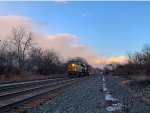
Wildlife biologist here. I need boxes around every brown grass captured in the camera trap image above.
[0,73,66,83]
[121,75,150,105]
[130,75,150,81]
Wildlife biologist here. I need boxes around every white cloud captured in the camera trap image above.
[52,0,68,4]
[0,15,127,68]
[106,56,128,64]
[81,13,90,17]
[0,16,35,40]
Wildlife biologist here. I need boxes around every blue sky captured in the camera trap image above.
[0,1,150,58]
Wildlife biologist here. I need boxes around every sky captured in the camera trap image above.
[0,1,150,67]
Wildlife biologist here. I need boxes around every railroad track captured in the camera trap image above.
[0,77,81,113]
[0,77,68,92]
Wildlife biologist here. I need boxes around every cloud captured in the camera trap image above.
[36,21,48,26]
[0,16,35,40]
[52,0,68,4]
[106,56,128,64]
[0,15,127,68]
[81,13,90,17]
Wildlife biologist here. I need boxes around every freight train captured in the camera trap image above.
[67,60,90,77]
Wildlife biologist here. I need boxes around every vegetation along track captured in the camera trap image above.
[0,77,81,113]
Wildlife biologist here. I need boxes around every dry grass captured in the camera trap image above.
[130,75,150,81]
[0,73,66,83]
[121,75,150,105]
[121,79,132,85]
[0,75,5,82]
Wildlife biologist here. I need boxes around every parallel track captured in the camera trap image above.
[0,77,80,113]
[0,77,68,91]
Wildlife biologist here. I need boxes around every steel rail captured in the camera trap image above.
[0,78,75,100]
[0,74,68,85]
[0,77,68,91]
[0,78,80,113]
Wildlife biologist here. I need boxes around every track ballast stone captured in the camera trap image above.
[26,75,150,113]
[26,75,105,113]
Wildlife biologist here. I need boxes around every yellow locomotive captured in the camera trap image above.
[67,61,89,77]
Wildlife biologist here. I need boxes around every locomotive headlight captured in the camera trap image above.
[72,64,75,67]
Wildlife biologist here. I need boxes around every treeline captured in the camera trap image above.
[0,25,88,77]
[104,44,150,77]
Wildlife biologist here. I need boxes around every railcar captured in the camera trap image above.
[67,61,89,77]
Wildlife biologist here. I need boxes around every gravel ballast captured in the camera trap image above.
[25,75,150,113]
[26,75,105,113]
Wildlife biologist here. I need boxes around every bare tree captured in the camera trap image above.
[28,48,64,75]
[8,25,34,71]
[41,49,62,75]
[142,44,150,63]
[27,47,43,73]
[0,41,7,67]
[142,44,150,76]
[67,57,88,65]
[108,61,118,72]
[0,41,8,74]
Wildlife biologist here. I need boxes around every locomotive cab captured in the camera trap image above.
[67,61,81,77]
[67,60,90,77]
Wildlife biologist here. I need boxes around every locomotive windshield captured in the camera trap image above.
[68,61,80,65]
